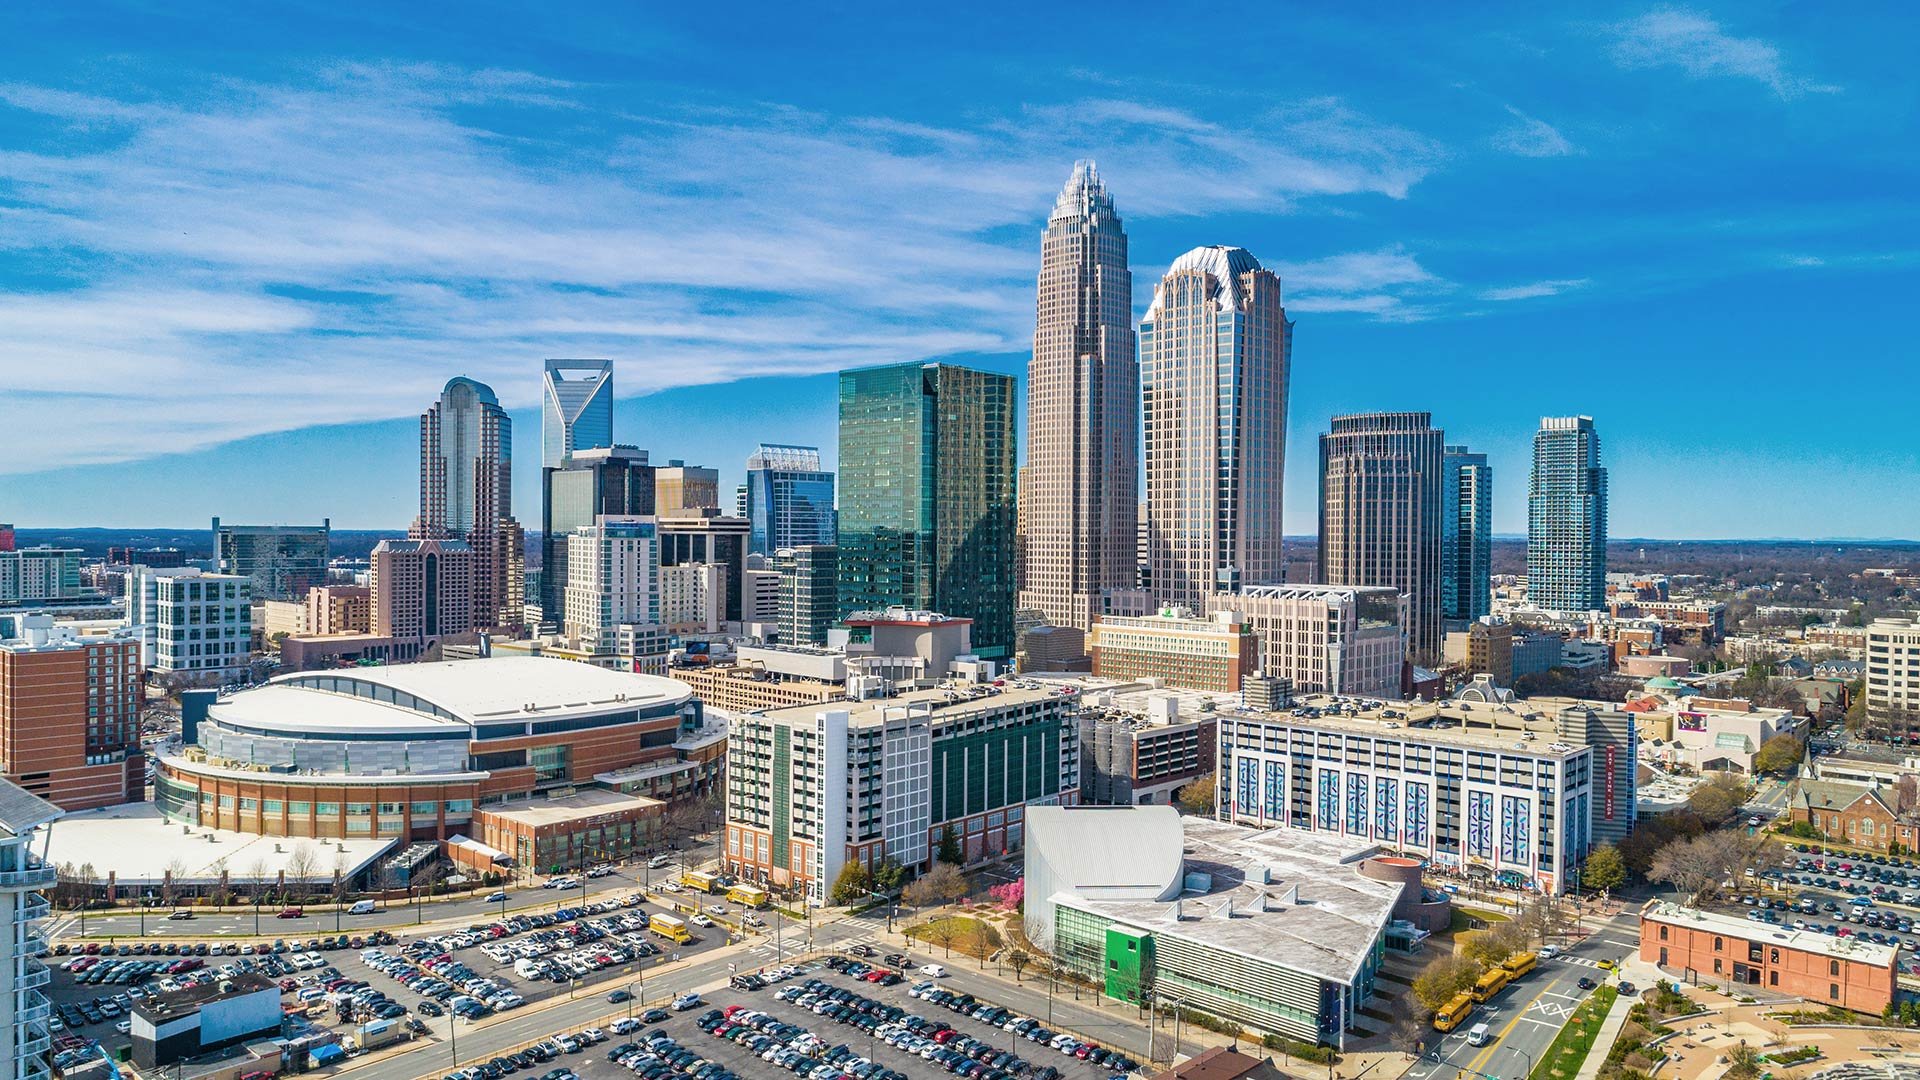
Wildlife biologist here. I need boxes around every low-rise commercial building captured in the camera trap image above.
[1629,692,1801,774]
[1639,900,1896,1014]
[725,684,1077,903]
[1025,806,1412,1049]
[1089,609,1257,693]
[464,788,665,874]
[1208,586,1406,700]
[130,972,281,1071]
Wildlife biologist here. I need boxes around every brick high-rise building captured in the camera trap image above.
[370,538,475,645]
[1018,162,1137,632]
[414,376,523,633]
[304,584,371,635]
[0,615,143,811]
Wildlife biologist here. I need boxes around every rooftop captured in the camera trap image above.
[43,802,396,885]
[135,972,277,1024]
[251,656,691,726]
[477,789,662,828]
[1642,900,1900,967]
[752,684,1066,729]
[0,779,60,838]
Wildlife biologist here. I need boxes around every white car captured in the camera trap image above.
[1538,945,1559,960]
[920,964,947,978]
[707,904,728,915]
[691,914,714,928]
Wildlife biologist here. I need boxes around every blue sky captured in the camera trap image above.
[2,2,1915,538]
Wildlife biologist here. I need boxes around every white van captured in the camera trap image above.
[1466,1023,1492,1047]
[349,900,378,915]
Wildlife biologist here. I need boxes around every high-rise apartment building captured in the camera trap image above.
[370,538,475,644]
[540,445,655,623]
[1527,416,1607,612]
[655,461,721,514]
[541,359,614,469]
[1441,446,1492,628]
[0,615,143,810]
[1140,246,1290,611]
[743,444,836,556]
[563,516,660,659]
[1019,162,1137,632]
[1318,413,1445,663]
[837,362,1017,659]
[212,517,330,601]
[126,567,253,680]
[776,545,839,646]
[659,510,750,626]
[0,547,82,605]
[415,376,523,632]
[0,780,58,1080]
[1865,617,1920,739]
[1209,585,1408,700]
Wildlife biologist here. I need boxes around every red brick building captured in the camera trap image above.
[1639,900,1897,1014]
[0,617,145,810]
[1789,780,1920,854]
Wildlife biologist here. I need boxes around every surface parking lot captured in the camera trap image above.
[1741,843,1920,974]
[518,961,1142,1080]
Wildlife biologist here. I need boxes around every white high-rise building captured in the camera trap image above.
[125,566,254,680]
[564,516,660,660]
[1018,162,1137,632]
[1140,246,1291,611]
[1209,585,1407,700]
[0,781,60,1080]
[1865,616,1920,739]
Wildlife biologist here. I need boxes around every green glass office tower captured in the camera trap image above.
[837,362,1016,659]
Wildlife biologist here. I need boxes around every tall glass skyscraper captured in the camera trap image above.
[541,359,614,469]
[1527,416,1607,612]
[1019,161,1136,632]
[415,376,522,632]
[836,362,1016,658]
[743,444,836,555]
[540,446,655,622]
[1318,412,1444,664]
[1140,246,1291,611]
[1442,446,1493,626]
[211,517,330,601]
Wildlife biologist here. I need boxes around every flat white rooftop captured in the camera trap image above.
[43,802,397,886]
[1642,900,1899,967]
[259,656,693,725]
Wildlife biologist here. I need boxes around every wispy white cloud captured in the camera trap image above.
[1491,105,1578,158]
[0,64,1448,473]
[1479,278,1592,302]
[1273,248,1446,322]
[1608,7,1840,98]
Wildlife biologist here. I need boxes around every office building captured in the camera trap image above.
[659,510,750,626]
[1215,696,1601,894]
[1140,246,1291,611]
[152,657,708,840]
[0,616,143,811]
[1209,585,1407,700]
[1025,807,1407,1049]
[563,516,661,661]
[661,563,724,634]
[126,567,253,680]
[0,781,59,1080]
[0,547,82,605]
[108,546,187,568]
[1513,629,1564,678]
[1019,162,1138,633]
[304,584,371,635]
[1318,413,1445,663]
[1864,616,1920,739]
[369,538,475,648]
[415,376,523,633]
[541,358,614,469]
[725,684,1078,903]
[1640,901,1896,1013]
[656,461,721,514]
[130,972,281,1072]
[540,445,656,624]
[743,444,836,556]
[837,362,1017,658]
[776,545,839,647]
[1441,446,1491,627]
[211,517,330,601]
[1087,609,1257,693]
[1076,690,1217,806]
[1466,617,1515,687]
[1527,416,1607,613]
[743,568,780,626]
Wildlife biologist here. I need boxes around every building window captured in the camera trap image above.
[1830,959,1840,976]
[1713,936,1722,951]
[1831,983,1840,1000]
[1659,925,1668,941]
[1770,971,1778,986]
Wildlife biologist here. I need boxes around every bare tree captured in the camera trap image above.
[925,921,959,958]
[1897,775,1919,816]
[903,863,968,908]
[1650,831,1746,906]
[161,858,189,908]
[1006,950,1030,983]
[286,842,318,897]
[246,857,273,905]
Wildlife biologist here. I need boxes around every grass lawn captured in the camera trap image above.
[1530,985,1618,1080]
[905,915,1002,961]
[1449,905,1512,934]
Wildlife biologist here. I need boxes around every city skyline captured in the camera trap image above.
[2,6,1916,539]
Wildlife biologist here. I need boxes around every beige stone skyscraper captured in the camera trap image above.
[1018,162,1137,632]
[1318,412,1444,664]
[413,376,524,633]
[1140,246,1291,612]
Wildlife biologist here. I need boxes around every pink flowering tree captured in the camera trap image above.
[988,878,1024,911]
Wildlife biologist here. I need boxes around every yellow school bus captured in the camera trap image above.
[1501,951,1537,978]
[726,884,770,909]
[1433,993,1475,1032]
[1470,967,1511,1003]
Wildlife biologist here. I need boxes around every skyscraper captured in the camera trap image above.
[414,376,523,633]
[563,515,660,657]
[837,362,1016,658]
[541,359,615,469]
[370,538,474,643]
[656,461,721,513]
[775,545,838,646]
[1442,446,1493,627]
[1018,161,1137,632]
[540,446,655,622]
[1318,412,1444,664]
[1140,246,1291,610]
[1528,416,1608,612]
[743,444,836,555]
[211,517,330,601]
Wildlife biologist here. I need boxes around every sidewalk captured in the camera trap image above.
[1572,989,1635,1080]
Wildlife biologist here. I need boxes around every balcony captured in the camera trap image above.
[15,993,50,1025]
[19,1034,50,1059]
[16,893,50,922]
[0,865,57,890]
[20,958,49,989]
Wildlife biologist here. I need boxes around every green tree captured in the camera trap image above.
[1752,734,1805,775]
[1412,955,1483,1012]
[1688,772,1750,823]
[1583,843,1627,893]
[828,860,874,906]
[936,825,963,865]
[1175,771,1217,815]
[872,857,910,896]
